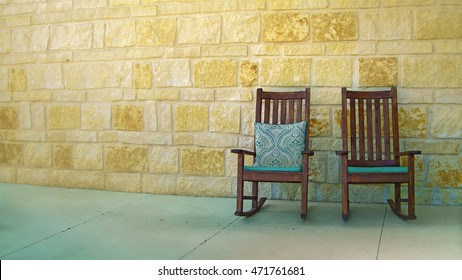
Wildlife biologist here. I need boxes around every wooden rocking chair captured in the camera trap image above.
[231,88,314,220]
[336,87,421,221]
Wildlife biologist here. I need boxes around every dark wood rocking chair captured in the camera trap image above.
[336,87,421,221]
[231,88,314,220]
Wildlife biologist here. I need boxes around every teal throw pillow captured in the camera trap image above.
[254,121,306,168]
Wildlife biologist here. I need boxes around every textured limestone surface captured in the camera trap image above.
[0,0,461,205]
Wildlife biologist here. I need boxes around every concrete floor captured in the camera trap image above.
[0,183,461,260]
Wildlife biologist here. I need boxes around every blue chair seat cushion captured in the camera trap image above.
[244,165,302,172]
[253,121,306,168]
[348,166,408,173]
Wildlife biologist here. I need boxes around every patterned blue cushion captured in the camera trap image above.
[254,121,306,168]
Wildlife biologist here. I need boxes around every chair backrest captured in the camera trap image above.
[340,87,400,167]
[255,87,310,148]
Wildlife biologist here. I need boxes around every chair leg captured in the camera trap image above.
[342,182,349,221]
[235,175,244,216]
[235,181,267,217]
[387,182,416,220]
[300,177,308,220]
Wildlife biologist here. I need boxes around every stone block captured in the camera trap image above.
[177,16,220,44]
[142,174,176,195]
[414,9,462,39]
[98,131,119,143]
[195,134,238,148]
[210,105,240,134]
[54,144,73,169]
[313,58,352,87]
[0,143,23,165]
[326,42,375,55]
[181,89,214,101]
[0,29,11,53]
[0,68,7,91]
[48,105,81,129]
[9,68,27,92]
[311,89,341,105]
[403,56,462,88]
[431,106,462,138]
[249,44,281,56]
[285,44,325,56]
[82,104,111,130]
[50,170,105,189]
[435,90,462,104]
[268,0,327,9]
[330,0,379,8]
[11,26,49,53]
[177,176,231,197]
[17,168,49,186]
[215,89,253,102]
[27,64,63,90]
[360,10,411,40]
[241,106,255,136]
[359,57,397,87]
[50,24,92,50]
[238,0,265,10]
[223,14,260,43]
[138,89,179,101]
[260,58,311,86]
[399,107,427,138]
[106,173,141,192]
[136,18,176,46]
[193,60,237,88]
[74,144,103,170]
[63,62,132,89]
[174,135,194,146]
[113,104,144,131]
[105,20,136,47]
[202,46,247,57]
[150,147,178,174]
[175,104,208,132]
[404,140,459,155]
[201,0,237,13]
[181,148,224,176]
[164,47,200,58]
[378,42,432,54]
[158,2,200,15]
[263,13,310,42]
[145,101,157,131]
[153,60,191,87]
[381,0,433,6]
[311,12,358,41]
[0,166,16,183]
[106,145,148,172]
[23,143,51,168]
[428,156,462,187]
[434,41,462,54]
[0,106,19,129]
[310,107,330,137]
[239,60,258,87]
[159,103,172,131]
[134,63,152,89]
[131,5,157,17]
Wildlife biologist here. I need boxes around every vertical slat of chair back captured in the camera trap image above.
[342,87,400,167]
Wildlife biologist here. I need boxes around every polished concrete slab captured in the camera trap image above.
[0,183,461,260]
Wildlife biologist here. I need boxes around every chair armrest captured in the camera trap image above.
[398,151,421,156]
[335,150,348,156]
[231,149,255,156]
[302,150,314,156]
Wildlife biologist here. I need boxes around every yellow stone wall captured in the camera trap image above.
[1,0,461,205]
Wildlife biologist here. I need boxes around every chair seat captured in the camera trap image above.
[348,166,408,173]
[244,165,302,172]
